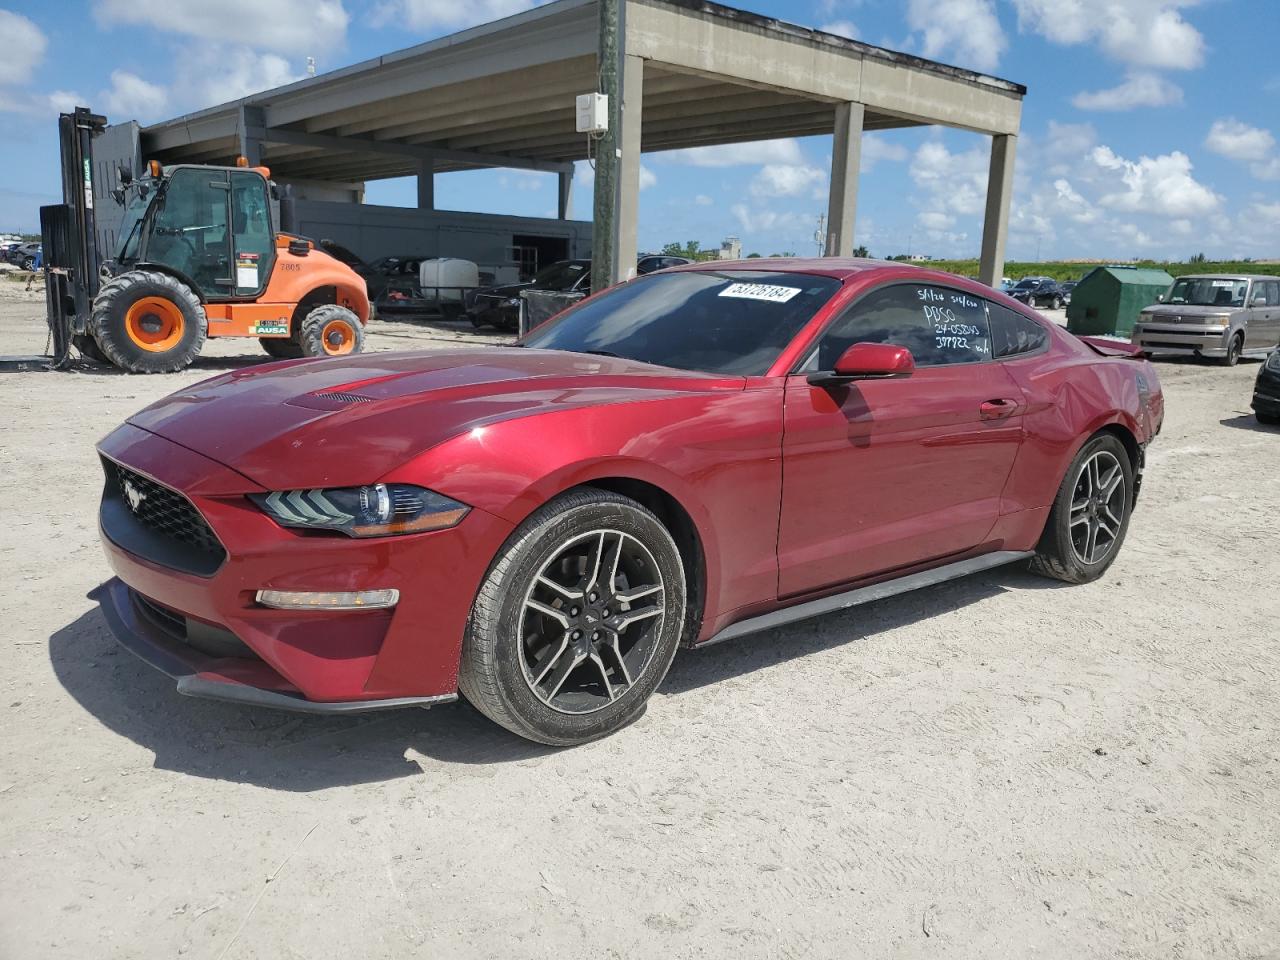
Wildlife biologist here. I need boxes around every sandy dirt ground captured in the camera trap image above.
[1,270,1277,960]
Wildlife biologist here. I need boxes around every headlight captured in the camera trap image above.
[1267,350,1280,371]
[251,484,469,537]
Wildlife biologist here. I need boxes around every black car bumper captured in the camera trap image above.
[1252,363,1280,416]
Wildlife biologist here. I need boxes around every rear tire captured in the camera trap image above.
[89,270,206,373]
[458,489,687,745]
[1050,295,1062,310]
[1221,333,1243,367]
[1030,433,1134,584]
[1256,411,1280,425]
[299,304,365,358]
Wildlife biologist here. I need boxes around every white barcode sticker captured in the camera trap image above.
[718,283,801,303]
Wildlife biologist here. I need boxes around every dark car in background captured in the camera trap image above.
[1252,348,1280,425]
[1010,277,1067,309]
[1060,281,1079,305]
[466,254,691,331]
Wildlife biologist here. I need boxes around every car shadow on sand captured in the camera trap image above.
[661,563,1058,695]
[1219,413,1277,433]
[52,564,1056,788]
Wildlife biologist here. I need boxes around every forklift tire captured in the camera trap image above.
[72,334,110,364]
[91,271,206,373]
[261,337,304,360]
[299,304,365,358]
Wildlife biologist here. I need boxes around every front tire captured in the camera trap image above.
[260,337,304,359]
[1050,295,1062,310]
[1221,333,1243,367]
[89,270,206,373]
[299,304,365,358]
[1030,433,1134,584]
[459,489,687,745]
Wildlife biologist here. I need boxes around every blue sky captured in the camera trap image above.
[1,0,1277,261]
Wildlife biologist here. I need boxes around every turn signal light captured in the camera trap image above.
[256,589,400,610]
[236,155,249,167]
[147,159,162,178]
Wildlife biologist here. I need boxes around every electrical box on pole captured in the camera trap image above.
[576,93,609,134]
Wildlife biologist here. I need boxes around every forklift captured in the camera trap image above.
[42,108,371,373]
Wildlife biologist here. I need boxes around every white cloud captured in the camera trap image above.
[1204,119,1280,182]
[917,211,956,231]
[909,140,990,216]
[0,11,46,85]
[861,135,909,172]
[101,70,167,120]
[1091,145,1220,217]
[1072,72,1182,111]
[749,164,825,198]
[639,165,656,190]
[656,138,804,168]
[94,0,349,53]
[729,204,807,235]
[172,45,301,109]
[819,20,859,40]
[1011,0,1204,70]
[375,0,541,32]
[0,89,82,117]
[1205,119,1275,162]
[906,0,1006,72]
[694,194,713,206]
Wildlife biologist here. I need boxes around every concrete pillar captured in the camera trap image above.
[558,168,574,220]
[611,53,644,284]
[978,134,1017,287]
[237,105,265,167]
[416,158,435,210]
[825,101,864,257]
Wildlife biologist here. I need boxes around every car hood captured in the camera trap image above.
[126,349,744,489]
[1141,304,1236,320]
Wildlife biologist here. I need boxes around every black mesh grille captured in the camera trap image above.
[111,463,225,561]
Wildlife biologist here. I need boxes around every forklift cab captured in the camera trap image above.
[114,165,276,299]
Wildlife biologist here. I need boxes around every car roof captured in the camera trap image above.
[1178,273,1276,282]
[668,256,923,281]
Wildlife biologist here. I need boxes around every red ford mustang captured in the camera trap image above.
[94,259,1164,744]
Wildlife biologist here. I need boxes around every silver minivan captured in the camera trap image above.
[1131,274,1280,366]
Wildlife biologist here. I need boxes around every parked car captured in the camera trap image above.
[1131,274,1280,366]
[1252,348,1280,424]
[1009,276,1066,309]
[5,242,41,270]
[360,255,432,304]
[1060,281,1079,305]
[466,254,692,330]
[93,258,1164,744]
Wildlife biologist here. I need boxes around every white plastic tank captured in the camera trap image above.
[419,258,480,303]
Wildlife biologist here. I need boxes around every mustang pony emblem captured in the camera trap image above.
[123,480,146,513]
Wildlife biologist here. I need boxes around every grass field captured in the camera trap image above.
[921,259,1280,283]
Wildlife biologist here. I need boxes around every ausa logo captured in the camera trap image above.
[123,479,147,513]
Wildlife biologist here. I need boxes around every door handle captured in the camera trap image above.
[980,398,1020,420]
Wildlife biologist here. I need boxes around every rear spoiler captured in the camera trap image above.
[1078,335,1145,359]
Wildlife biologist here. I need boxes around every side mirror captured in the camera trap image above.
[808,342,915,387]
[1156,294,1165,303]
[1252,296,1267,307]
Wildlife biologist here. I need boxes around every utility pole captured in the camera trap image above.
[813,214,826,257]
[591,0,624,293]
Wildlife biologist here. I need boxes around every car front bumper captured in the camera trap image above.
[95,423,516,711]
[1131,324,1231,357]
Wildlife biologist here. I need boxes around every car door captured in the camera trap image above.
[776,281,1027,597]
[1250,280,1280,349]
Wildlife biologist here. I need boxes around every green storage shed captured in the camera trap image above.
[1066,265,1175,337]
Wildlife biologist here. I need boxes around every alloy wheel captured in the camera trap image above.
[1069,450,1126,565]
[518,529,666,715]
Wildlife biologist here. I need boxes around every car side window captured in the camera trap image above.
[989,303,1050,358]
[807,283,993,370]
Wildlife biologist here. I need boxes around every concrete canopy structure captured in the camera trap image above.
[139,0,1025,284]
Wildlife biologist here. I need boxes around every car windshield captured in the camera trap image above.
[522,270,843,376]
[532,260,589,291]
[1165,277,1249,307]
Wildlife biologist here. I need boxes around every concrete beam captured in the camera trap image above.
[978,134,1017,287]
[254,126,571,174]
[825,101,864,257]
[237,106,266,167]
